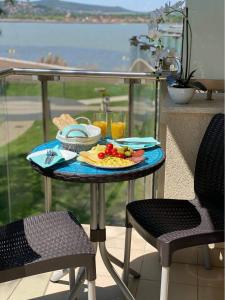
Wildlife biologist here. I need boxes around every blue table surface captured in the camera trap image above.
[31,140,165,177]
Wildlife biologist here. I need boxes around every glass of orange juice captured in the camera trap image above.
[93,112,108,137]
[111,112,126,139]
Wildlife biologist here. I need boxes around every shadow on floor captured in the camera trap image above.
[31,282,126,300]
[30,253,150,300]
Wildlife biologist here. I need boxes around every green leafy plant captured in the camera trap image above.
[167,69,207,90]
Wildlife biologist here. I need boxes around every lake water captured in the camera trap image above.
[0,22,181,71]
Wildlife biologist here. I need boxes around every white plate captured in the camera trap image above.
[27,149,77,162]
[78,156,145,169]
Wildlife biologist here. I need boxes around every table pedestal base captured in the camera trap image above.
[51,182,138,300]
[90,183,136,300]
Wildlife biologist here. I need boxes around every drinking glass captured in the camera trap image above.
[92,112,108,137]
[111,112,126,139]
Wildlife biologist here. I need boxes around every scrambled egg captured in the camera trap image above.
[95,156,133,167]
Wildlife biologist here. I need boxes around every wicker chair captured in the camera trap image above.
[123,113,224,300]
[0,211,96,300]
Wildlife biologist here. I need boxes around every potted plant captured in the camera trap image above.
[165,6,207,104]
[167,69,207,104]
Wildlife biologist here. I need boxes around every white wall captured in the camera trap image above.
[186,0,224,79]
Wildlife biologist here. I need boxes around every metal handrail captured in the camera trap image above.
[0,67,166,80]
[0,68,13,78]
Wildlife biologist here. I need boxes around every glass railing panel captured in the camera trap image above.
[133,82,156,136]
[133,81,157,201]
[0,72,158,226]
[103,80,129,225]
[47,78,129,225]
[2,75,45,222]
[0,77,11,225]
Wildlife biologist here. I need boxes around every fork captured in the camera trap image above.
[45,150,57,164]
[45,150,51,164]
[48,150,57,164]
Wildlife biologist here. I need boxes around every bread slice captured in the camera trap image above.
[53,114,77,130]
[79,151,99,163]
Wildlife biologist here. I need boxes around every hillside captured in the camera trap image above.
[32,0,133,14]
[0,0,183,23]
[0,0,136,17]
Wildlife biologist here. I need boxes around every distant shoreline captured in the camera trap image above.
[0,18,72,24]
[0,18,149,24]
[0,17,182,25]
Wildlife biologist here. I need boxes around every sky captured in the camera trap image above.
[59,0,178,12]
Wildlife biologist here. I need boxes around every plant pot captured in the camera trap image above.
[168,86,195,104]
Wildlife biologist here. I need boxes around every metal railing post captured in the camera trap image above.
[127,79,137,211]
[39,76,52,212]
[152,78,160,199]
[39,76,51,142]
[154,78,160,140]
[128,79,135,137]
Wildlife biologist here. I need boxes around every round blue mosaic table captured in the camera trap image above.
[30,139,165,183]
[30,139,165,300]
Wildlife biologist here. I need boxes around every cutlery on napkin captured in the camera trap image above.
[45,150,57,164]
[27,146,65,168]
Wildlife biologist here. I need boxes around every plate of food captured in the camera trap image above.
[77,143,145,169]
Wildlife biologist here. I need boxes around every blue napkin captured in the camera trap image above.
[107,137,160,150]
[28,146,65,168]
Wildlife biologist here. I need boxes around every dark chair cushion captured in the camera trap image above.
[127,199,224,266]
[127,199,201,239]
[0,211,96,282]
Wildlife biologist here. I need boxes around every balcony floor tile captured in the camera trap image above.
[136,280,198,300]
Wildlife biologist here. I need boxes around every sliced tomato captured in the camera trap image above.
[132,149,145,157]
